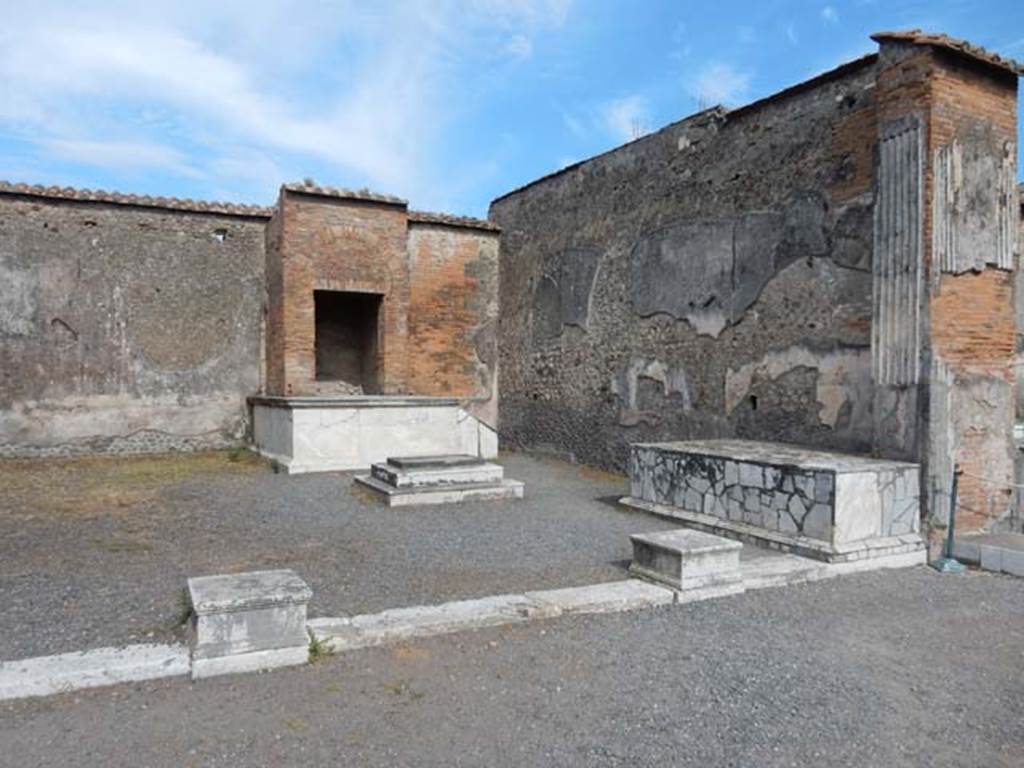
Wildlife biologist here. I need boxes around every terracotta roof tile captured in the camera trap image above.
[0,180,273,217]
[408,210,499,232]
[872,30,1023,76]
[282,180,407,206]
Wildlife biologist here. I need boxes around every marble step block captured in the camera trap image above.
[187,569,313,680]
[388,454,486,469]
[357,453,524,507]
[630,529,744,597]
[371,455,505,488]
[355,473,525,507]
[621,439,924,563]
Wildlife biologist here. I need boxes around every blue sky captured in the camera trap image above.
[1,1,1020,218]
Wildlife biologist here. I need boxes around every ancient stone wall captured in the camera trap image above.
[923,50,1019,530]
[491,34,1020,536]
[0,191,268,457]
[490,57,882,470]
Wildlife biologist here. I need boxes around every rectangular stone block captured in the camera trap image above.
[370,457,504,488]
[623,439,924,562]
[629,529,743,592]
[188,569,312,680]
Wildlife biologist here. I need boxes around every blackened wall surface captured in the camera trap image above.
[0,195,267,456]
[490,58,882,471]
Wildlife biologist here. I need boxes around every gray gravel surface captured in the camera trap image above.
[1,567,1021,767]
[0,451,679,660]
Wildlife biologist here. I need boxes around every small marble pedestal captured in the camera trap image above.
[188,569,312,680]
[630,529,744,599]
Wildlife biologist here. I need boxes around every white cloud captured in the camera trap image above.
[785,23,799,45]
[505,33,534,59]
[0,0,574,210]
[687,63,752,107]
[561,111,587,139]
[821,6,839,25]
[601,95,649,142]
[40,138,203,178]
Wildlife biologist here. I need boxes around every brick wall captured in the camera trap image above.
[872,39,1019,534]
[263,188,500,407]
[265,190,410,396]
[407,223,498,401]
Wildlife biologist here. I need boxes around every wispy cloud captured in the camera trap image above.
[505,33,534,59]
[601,95,649,142]
[784,23,799,45]
[39,138,203,178]
[0,0,573,210]
[821,6,839,25]
[687,62,752,107]
[561,110,587,139]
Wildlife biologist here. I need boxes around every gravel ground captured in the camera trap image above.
[0,450,681,660]
[1,567,1021,767]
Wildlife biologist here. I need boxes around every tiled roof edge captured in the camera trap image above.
[872,29,1023,76]
[281,181,407,206]
[408,210,499,232]
[0,180,273,217]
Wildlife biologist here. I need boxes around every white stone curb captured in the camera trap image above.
[0,549,927,702]
[310,579,687,653]
[0,643,189,702]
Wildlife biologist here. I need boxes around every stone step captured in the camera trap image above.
[387,454,486,469]
[371,459,504,488]
[355,473,524,507]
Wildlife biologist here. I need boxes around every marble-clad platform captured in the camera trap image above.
[621,440,925,563]
[250,396,498,474]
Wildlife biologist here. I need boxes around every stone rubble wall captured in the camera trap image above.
[0,195,268,457]
[490,57,883,472]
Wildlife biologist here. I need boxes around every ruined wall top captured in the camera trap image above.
[872,29,1023,76]
[0,178,496,233]
[0,179,273,218]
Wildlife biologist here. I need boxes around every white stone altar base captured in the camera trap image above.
[187,569,313,680]
[621,440,925,563]
[250,395,499,474]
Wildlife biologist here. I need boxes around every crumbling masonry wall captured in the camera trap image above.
[0,191,268,456]
[490,57,883,470]
[490,34,1020,535]
[1,182,501,456]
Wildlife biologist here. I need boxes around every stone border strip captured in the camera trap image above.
[952,536,1024,577]
[0,547,926,702]
[307,580,677,653]
[0,644,189,701]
